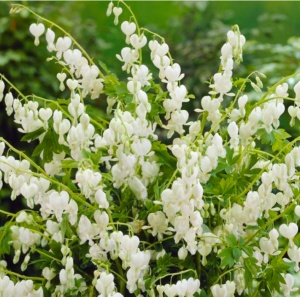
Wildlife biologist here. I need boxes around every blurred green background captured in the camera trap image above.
[1,1,300,93]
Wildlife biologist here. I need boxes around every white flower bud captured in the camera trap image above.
[295,205,300,217]
[46,28,56,52]
[106,1,114,16]
[178,246,188,260]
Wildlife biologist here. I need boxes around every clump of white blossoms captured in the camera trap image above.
[1,1,300,296]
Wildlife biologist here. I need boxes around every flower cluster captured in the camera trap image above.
[1,1,300,297]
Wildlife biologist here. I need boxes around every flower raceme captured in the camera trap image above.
[1,1,300,297]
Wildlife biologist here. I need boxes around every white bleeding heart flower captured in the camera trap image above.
[29,23,45,46]
[106,1,114,17]
[39,108,53,122]
[66,79,79,91]
[130,34,147,50]
[57,73,67,91]
[164,63,184,83]
[279,223,298,240]
[156,43,169,57]
[46,28,56,52]
[56,36,72,59]
[121,21,136,43]
[113,7,123,25]
[20,183,38,200]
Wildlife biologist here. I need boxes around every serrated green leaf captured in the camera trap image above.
[218,248,235,268]
[271,129,290,152]
[257,129,276,145]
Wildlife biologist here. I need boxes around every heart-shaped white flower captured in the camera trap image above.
[57,73,67,91]
[39,108,53,122]
[121,21,136,36]
[20,183,38,200]
[113,7,122,25]
[279,223,298,239]
[130,34,147,50]
[156,43,169,57]
[29,23,45,46]
[66,79,78,91]
[164,63,184,82]
[57,72,67,83]
[113,6,122,17]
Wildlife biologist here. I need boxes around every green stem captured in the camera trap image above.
[165,168,179,189]
[0,74,27,100]
[145,235,175,250]
[235,136,300,203]
[0,137,47,175]
[151,269,197,288]
[11,4,104,79]
[0,138,95,210]
[114,258,126,295]
[251,71,300,111]
[212,267,236,286]
[119,0,143,63]
[245,202,295,245]
[0,209,16,217]
[31,247,61,263]
[2,267,45,282]
[196,252,201,279]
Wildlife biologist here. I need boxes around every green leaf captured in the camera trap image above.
[98,60,110,74]
[152,141,176,169]
[218,247,235,268]
[232,247,242,261]
[265,267,284,293]
[0,226,11,256]
[272,128,291,152]
[32,129,62,163]
[61,214,73,240]
[257,129,276,145]
[61,159,78,169]
[258,281,272,297]
[82,149,102,167]
[244,256,259,276]
[227,234,237,246]
[49,240,62,259]
[21,127,45,142]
